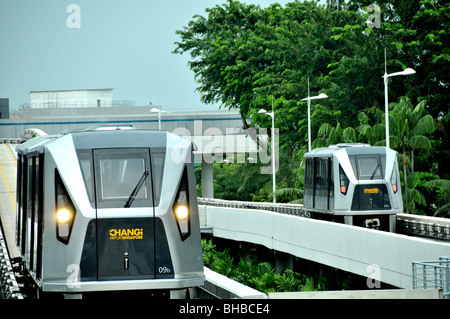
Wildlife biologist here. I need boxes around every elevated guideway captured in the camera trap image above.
[0,144,19,259]
[198,199,450,290]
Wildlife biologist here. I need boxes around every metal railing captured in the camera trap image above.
[397,214,450,241]
[198,198,311,218]
[0,138,22,144]
[412,256,450,299]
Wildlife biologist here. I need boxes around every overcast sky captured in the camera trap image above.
[0,0,301,112]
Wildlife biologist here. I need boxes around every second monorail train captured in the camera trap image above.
[303,144,402,232]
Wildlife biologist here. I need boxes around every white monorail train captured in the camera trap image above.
[303,144,402,232]
[15,129,204,298]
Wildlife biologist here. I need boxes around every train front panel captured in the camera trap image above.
[17,131,204,295]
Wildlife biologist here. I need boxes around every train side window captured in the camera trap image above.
[329,159,333,190]
[76,150,94,205]
[35,154,44,279]
[339,165,349,195]
[150,150,165,207]
[305,159,313,188]
[31,155,43,274]
[322,158,329,188]
[26,156,34,269]
[20,156,28,254]
[315,158,322,187]
[16,154,23,248]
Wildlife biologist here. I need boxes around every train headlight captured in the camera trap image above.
[390,166,398,193]
[55,170,76,244]
[56,208,71,223]
[339,165,349,195]
[172,167,191,240]
[175,205,189,220]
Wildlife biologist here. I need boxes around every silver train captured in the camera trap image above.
[304,144,403,232]
[15,129,204,297]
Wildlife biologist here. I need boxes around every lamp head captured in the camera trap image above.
[402,68,416,75]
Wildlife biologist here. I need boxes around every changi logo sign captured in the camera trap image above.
[109,228,143,240]
[364,188,379,194]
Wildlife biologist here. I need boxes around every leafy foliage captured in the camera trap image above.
[201,239,320,293]
[178,0,449,216]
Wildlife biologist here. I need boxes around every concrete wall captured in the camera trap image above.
[269,289,443,299]
[29,88,113,108]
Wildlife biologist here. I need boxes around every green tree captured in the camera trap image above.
[348,0,450,179]
[382,96,435,213]
[427,178,450,218]
[358,97,435,212]
[173,0,271,129]
[174,1,368,148]
[177,1,448,212]
[312,122,357,148]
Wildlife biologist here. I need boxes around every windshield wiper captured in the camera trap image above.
[370,163,380,180]
[124,170,149,208]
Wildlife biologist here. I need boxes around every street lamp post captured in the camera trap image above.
[150,106,167,130]
[259,98,276,203]
[301,78,328,152]
[382,49,416,149]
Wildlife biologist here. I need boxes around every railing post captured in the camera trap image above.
[423,264,427,289]
[446,260,450,299]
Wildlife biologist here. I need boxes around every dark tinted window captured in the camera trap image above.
[77,148,165,208]
[94,148,151,208]
[350,155,383,180]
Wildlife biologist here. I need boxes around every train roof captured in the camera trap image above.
[15,130,186,155]
[71,130,167,149]
[304,144,391,158]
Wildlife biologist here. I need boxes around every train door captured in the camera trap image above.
[314,157,330,211]
[93,148,156,280]
[17,155,43,280]
[328,158,334,211]
[304,158,314,208]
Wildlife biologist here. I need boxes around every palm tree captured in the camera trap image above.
[388,96,435,213]
[427,179,450,218]
[312,122,356,148]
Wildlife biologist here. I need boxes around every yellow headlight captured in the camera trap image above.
[175,205,189,220]
[56,209,71,223]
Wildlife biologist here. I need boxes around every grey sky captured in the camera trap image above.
[0,0,297,112]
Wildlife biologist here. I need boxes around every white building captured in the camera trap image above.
[29,88,113,108]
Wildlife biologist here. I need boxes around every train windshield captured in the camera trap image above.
[77,148,165,208]
[98,156,149,201]
[350,155,383,180]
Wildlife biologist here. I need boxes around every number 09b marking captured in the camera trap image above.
[158,266,171,274]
